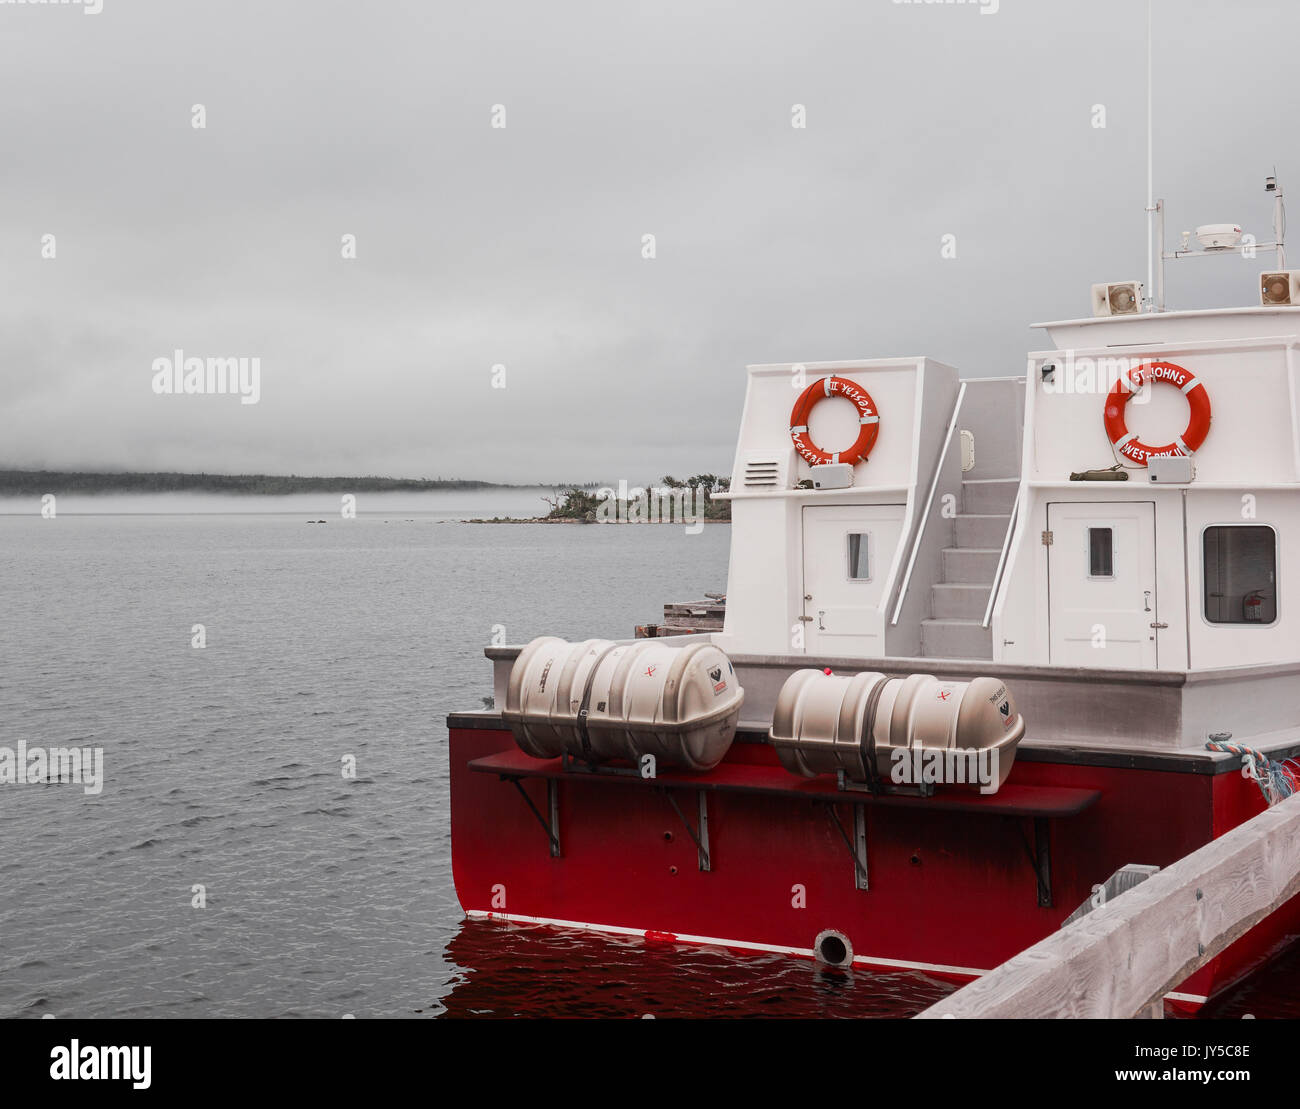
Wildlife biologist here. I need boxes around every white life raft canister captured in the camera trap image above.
[768,670,1025,793]
[502,637,745,772]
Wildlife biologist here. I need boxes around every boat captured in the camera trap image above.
[445,173,1300,1014]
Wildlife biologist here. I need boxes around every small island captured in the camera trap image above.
[466,474,731,523]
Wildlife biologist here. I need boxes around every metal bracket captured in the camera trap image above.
[663,789,711,872]
[504,775,561,857]
[836,769,933,798]
[1018,817,1052,908]
[822,802,869,891]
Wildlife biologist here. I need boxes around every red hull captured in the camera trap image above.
[449,718,1300,1011]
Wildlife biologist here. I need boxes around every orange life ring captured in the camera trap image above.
[789,376,880,466]
[1103,360,1211,465]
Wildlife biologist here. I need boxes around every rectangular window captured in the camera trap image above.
[1088,527,1114,578]
[1204,525,1277,624]
[847,533,870,580]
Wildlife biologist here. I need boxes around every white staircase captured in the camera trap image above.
[919,478,1016,659]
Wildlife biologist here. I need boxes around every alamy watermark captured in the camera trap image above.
[152,349,261,405]
[3,0,102,13]
[0,742,104,795]
[1037,351,1154,401]
[50,1041,150,1089]
[893,0,999,14]
[595,480,708,534]
[891,746,1000,795]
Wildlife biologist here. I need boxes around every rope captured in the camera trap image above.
[1206,738,1299,805]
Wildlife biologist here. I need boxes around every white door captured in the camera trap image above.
[801,505,902,655]
[1047,501,1158,669]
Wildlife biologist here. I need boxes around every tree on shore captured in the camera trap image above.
[541,487,603,521]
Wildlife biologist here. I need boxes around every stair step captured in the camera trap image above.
[920,618,994,660]
[955,513,1010,549]
[931,582,992,620]
[962,478,1018,515]
[941,547,1000,583]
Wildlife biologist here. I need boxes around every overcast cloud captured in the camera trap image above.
[1,0,1295,483]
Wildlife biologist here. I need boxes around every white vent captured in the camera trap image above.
[743,456,784,490]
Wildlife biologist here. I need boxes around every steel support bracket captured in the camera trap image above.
[822,801,869,891]
[503,775,561,857]
[662,789,711,872]
[1018,816,1052,908]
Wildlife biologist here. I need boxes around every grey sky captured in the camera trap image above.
[2,0,1294,483]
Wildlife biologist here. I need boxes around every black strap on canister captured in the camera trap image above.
[574,643,624,763]
[858,677,888,794]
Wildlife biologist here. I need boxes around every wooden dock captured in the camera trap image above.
[915,789,1300,1019]
[635,593,725,638]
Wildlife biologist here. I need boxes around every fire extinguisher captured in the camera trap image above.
[1244,591,1266,622]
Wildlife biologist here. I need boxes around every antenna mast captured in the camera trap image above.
[1145,0,1155,311]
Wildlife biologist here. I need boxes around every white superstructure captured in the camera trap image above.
[716,261,1300,677]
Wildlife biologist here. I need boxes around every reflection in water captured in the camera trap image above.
[1199,936,1300,1020]
[434,920,957,1018]
[432,918,1300,1020]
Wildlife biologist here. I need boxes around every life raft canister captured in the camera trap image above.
[789,376,881,466]
[1103,360,1212,465]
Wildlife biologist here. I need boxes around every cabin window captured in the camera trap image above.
[1203,526,1277,624]
[847,533,871,581]
[1088,528,1114,579]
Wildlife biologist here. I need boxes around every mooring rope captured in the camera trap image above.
[1206,738,1299,805]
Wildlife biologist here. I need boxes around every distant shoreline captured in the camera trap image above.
[0,470,598,496]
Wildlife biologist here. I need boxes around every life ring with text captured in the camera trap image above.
[1103,360,1211,465]
[789,376,880,466]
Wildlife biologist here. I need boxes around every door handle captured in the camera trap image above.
[818,610,826,630]
[1143,590,1152,612]
[1150,622,1168,629]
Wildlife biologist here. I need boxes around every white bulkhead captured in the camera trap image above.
[714,357,961,659]
[714,308,1300,674]
[994,309,1300,671]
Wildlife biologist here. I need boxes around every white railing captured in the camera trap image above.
[982,488,1021,628]
[891,382,966,627]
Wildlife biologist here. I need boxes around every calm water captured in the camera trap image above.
[0,490,956,1018]
[0,491,1287,1018]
